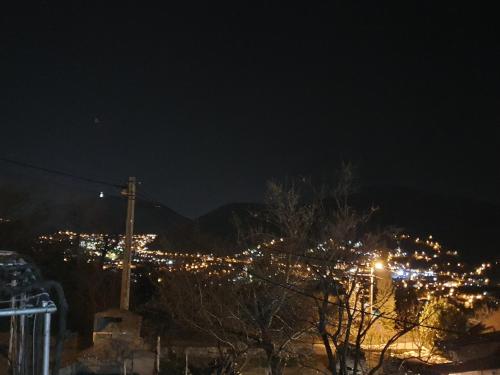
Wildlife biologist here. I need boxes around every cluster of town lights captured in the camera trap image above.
[38,231,497,308]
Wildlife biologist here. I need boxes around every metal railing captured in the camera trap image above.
[1,300,58,375]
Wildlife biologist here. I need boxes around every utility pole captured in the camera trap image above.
[120,176,136,310]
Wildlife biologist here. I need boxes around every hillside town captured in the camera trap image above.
[38,230,499,311]
[28,226,500,374]
[2,2,500,374]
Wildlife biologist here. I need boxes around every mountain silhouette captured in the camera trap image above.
[176,186,500,261]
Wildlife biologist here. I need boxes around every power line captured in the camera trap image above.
[136,188,177,213]
[0,155,184,218]
[0,165,119,198]
[0,156,124,189]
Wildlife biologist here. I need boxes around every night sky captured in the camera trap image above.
[1,2,499,217]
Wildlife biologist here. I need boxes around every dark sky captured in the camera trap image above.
[1,2,499,217]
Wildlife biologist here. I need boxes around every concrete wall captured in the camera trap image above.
[61,350,154,375]
[450,342,500,362]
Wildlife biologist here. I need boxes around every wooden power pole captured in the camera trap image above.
[120,176,136,310]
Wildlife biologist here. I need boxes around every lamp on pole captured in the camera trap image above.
[370,261,384,315]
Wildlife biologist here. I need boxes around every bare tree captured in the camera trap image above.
[236,179,319,374]
[160,272,248,374]
[158,165,423,375]
[158,179,317,375]
[291,164,419,375]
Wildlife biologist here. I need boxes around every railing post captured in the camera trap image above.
[42,302,52,375]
